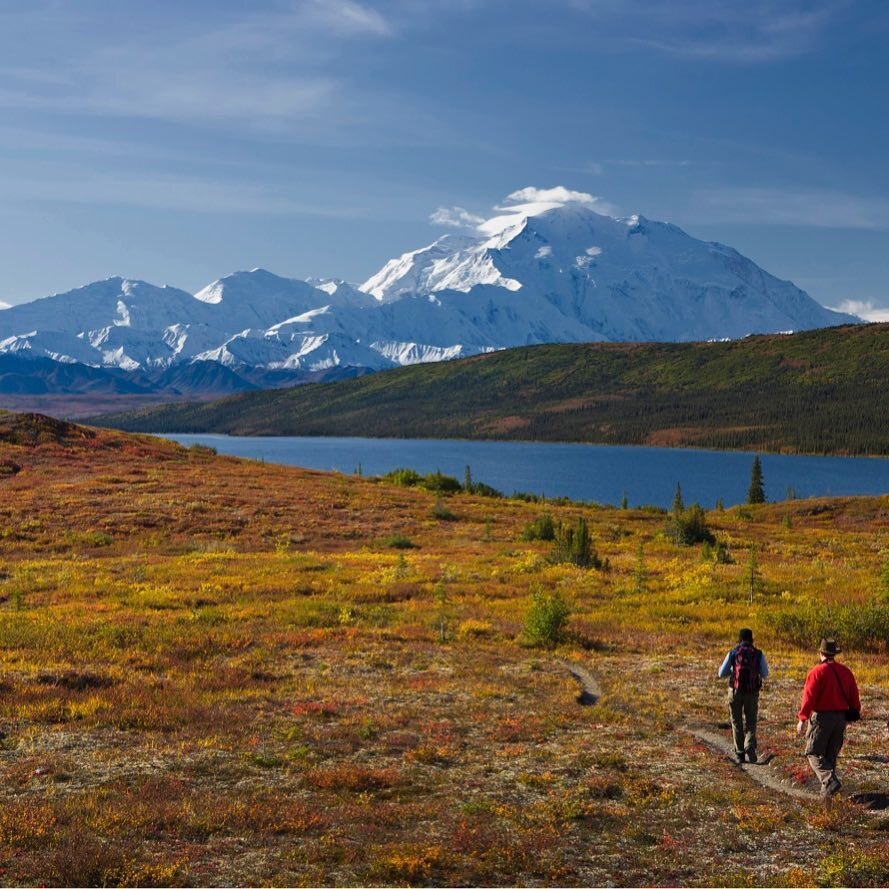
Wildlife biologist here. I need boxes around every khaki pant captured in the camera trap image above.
[805,710,846,794]
[727,689,759,757]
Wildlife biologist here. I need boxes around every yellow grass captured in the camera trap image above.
[0,413,887,885]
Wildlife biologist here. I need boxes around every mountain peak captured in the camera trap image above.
[0,187,863,381]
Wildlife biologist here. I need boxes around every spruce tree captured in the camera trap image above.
[672,483,685,515]
[748,456,765,504]
[553,516,599,568]
[744,546,762,603]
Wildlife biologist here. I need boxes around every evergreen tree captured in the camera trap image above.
[434,579,450,642]
[672,483,685,515]
[553,516,599,568]
[744,546,762,603]
[463,464,473,493]
[666,503,715,546]
[748,456,766,504]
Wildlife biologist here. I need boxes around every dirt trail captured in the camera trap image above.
[684,727,819,801]
[557,658,601,705]
[557,659,835,803]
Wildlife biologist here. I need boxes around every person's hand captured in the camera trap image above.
[796,719,805,736]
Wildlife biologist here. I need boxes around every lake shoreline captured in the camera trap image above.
[160,433,889,510]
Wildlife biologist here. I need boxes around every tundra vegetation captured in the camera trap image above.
[93,322,889,456]
[0,409,888,887]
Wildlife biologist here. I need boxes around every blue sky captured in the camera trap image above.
[1,0,887,319]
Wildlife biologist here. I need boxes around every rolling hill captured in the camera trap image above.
[92,322,889,455]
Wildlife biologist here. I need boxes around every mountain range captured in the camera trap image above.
[0,192,859,403]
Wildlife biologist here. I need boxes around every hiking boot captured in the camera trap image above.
[823,776,842,797]
[746,750,758,764]
[735,752,745,764]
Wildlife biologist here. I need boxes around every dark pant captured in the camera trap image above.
[805,710,846,794]
[728,689,759,756]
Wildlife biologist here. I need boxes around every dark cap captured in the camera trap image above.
[819,638,841,656]
[738,628,754,644]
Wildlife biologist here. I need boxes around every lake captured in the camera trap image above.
[161,434,889,509]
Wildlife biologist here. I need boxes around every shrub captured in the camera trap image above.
[520,513,556,541]
[511,491,542,503]
[431,498,457,521]
[469,481,503,498]
[552,517,601,568]
[703,539,732,563]
[421,471,461,494]
[381,467,462,494]
[766,599,889,653]
[714,540,733,563]
[665,504,715,546]
[815,846,889,887]
[383,467,423,487]
[187,443,217,457]
[384,534,416,549]
[523,589,571,648]
[456,619,494,640]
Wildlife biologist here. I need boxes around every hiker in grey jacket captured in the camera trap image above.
[718,628,769,763]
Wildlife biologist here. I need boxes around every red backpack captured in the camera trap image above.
[731,643,762,693]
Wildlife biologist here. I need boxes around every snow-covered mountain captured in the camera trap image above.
[360,203,855,342]
[0,193,859,387]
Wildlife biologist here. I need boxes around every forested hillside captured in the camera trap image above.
[94,323,889,455]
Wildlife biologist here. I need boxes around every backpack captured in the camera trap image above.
[731,643,762,693]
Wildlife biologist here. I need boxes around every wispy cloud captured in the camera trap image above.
[565,0,847,61]
[609,159,694,168]
[0,1,393,129]
[431,186,617,235]
[0,159,366,218]
[830,300,889,323]
[689,186,889,230]
[288,0,393,37]
[430,206,486,229]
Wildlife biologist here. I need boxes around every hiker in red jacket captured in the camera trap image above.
[796,638,861,798]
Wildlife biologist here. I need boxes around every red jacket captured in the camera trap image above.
[798,660,861,721]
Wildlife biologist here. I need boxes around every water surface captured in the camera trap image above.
[163,434,889,509]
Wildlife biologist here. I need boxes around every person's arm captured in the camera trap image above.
[796,669,815,734]
[717,651,733,678]
[759,651,769,680]
[797,668,821,722]
[846,667,861,711]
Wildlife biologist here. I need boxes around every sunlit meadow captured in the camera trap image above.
[0,412,887,886]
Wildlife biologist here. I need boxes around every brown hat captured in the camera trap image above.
[819,638,841,656]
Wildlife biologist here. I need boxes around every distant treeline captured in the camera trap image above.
[92,323,889,456]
